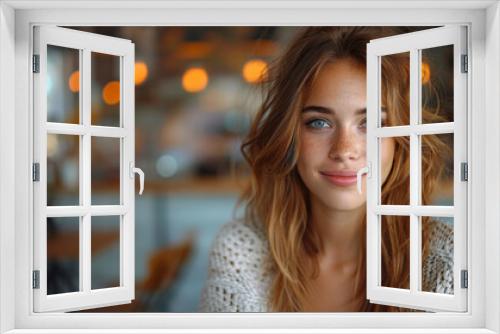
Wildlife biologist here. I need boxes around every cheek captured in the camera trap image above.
[297,133,325,167]
[380,138,395,182]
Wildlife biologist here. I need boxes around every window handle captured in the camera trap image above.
[129,162,145,195]
[356,163,371,195]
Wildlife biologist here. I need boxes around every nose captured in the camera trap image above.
[329,126,362,162]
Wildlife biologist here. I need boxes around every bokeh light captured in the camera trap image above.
[182,67,208,93]
[102,81,120,105]
[156,154,179,178]
[422,62,431,85]
[68,71,80,93]
[135,61,149,86]
[242,59,268,84]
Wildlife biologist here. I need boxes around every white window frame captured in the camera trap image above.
[0,1,499,333]
[365,26,468,312]
[32,26,136,312]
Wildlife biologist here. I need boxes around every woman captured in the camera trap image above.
[199,27,454,312]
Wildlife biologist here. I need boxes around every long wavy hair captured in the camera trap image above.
[239,27,452,312]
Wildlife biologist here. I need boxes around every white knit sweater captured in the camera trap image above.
[199,219,454,312]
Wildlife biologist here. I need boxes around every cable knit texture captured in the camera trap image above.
[199,219,454,312]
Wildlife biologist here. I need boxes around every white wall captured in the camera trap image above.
[485,2,500,333]
[0,2,16,333]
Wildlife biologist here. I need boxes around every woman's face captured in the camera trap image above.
[297,58,395,212]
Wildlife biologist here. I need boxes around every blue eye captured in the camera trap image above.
[306,119,331,129]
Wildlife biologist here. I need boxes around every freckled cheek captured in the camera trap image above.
[297,134,329,171]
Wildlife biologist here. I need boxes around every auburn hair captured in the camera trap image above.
[239,27,452,312]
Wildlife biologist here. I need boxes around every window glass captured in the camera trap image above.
[47,45,80,124]
[380,215,410,290]
[91,216,121,290]
[47,134,80,206]
[47,217,80,295]
[91,52,121,127]
[421,134,454,206]
[380,136,410,205]
[421,45,454,124]
[421,216,454,294]
[91,137,121,205]
[381,52,410,127]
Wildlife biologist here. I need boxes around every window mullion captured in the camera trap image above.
[409,48,420,294]
[81,48,92,294]
[374,122,454,138]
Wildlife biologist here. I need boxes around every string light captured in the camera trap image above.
[68,71,80,93]
[135,61,148,86]
[102,81,120,105]
[182,67,208,93]
[242,59,268,84]
[421,62,431,85]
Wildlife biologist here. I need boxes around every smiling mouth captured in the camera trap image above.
[320,172,358,187]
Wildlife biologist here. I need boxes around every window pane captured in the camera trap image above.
[47,134,80,206]
[47,45,80,124]
[380,52,410,127]
[91,137,121,205]
[421,134,453,206]
[380,215,410,290]
[92,52,121,127]
[91,216,121,290]
[421,216,454,294]
[421,45,454,124]
[47,217,80,295]
[380,136,409,205]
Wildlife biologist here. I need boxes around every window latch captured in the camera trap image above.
[129,162,145,195]
[356,163,371,194]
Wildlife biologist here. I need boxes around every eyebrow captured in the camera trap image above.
[301,106,388,115]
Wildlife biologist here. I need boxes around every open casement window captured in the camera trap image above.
[32,26,144,312]
[365,26,467,312]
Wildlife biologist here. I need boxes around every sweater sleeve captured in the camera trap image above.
[422,219,454,295]
[198,220,273,312]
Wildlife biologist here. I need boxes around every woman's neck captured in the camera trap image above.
[309,196,365,264]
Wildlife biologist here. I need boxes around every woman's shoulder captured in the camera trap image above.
[214,219,268,249]
[208,219,273,278]
[426,218,454,255]
[422,218,454,294]
[198,219,273,312]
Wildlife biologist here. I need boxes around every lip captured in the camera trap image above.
[320,170,358,187]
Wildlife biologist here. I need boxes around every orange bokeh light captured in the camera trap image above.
[68,71,80,93]
[242,59,268,84]
[102,81,120,105]
[421,62,431,85]
[135,62,148,86]
[182,67,208,93]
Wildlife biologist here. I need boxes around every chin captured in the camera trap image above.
[316,188,366,211]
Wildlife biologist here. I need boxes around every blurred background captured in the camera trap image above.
[45,26,454,312]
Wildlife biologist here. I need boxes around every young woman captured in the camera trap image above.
[199,27,454,312]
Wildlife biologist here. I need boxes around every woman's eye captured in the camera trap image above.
[306,119,331,129]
